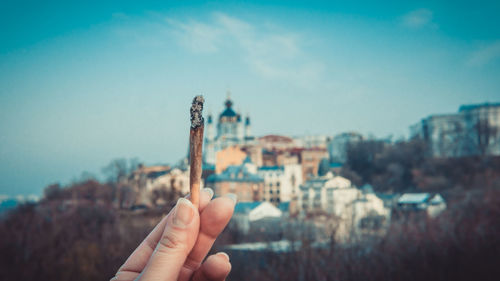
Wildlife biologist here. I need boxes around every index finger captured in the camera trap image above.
[177,195,236,281]
[115,188,214,276]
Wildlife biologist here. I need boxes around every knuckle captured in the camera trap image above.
[157,231,185,252]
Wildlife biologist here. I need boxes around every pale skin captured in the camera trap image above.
[112,188,236,281]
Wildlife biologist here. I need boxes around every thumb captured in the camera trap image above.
[139,198,200,281]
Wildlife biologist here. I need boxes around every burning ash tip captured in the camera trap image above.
[190,95,205,129]
[192,95,205,105]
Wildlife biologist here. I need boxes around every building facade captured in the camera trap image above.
[128,165,194,207]
[257,164,303,205]
[206,161,264,202]
[293,135,330,149]
[232,201,283,235]
[215,146,247,174]
[301,148,329,180]
[410,103,500,157]
[298,173,389,241]
[299,173,359,216]
[258,135,296,151]
[352,187,390,237]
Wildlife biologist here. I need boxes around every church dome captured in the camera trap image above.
[220,107,237,118]
[219,97,240,122]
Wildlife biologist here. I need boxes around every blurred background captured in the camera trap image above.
[1,1,499,280]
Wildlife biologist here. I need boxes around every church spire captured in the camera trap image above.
[225,91,233,109]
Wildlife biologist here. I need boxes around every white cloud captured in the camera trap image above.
[401,9,437,29]
[167,12,324,88]
[167,18,223,53]
[467,40,500,66]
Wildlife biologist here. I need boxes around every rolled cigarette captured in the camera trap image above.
[189,95,205,208]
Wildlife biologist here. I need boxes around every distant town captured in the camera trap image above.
[112,95,499,244]
[1,95,499,240]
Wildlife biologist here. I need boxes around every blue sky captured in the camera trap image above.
[1,0,499,197]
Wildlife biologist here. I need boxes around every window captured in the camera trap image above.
[277,182,281,187]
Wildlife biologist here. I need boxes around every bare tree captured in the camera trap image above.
[102,158,129,183]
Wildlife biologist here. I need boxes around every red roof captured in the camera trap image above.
[258,135,294,143]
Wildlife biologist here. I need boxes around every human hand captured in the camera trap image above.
[112,188,236,281]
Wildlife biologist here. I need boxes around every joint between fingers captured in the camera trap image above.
[183,256,202,272]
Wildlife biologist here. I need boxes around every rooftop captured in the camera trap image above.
[258,166,284,171]
[278,201,290,212]
[219,97,239,119]
[398,193,430,204]
[207,164,264,183]
[258,135,294,143]
[234,201,262,214]
[134,165,170,174]
[329,162,343,168]
[459,102,500,112]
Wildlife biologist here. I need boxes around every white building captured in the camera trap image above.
[410,103,500,157]
[293,135,331,149]
[129,166,198,207]
[299,173,359,216]
[410,114,466,157]
[150,168,194,195]
[232,201,283,234]
[299,173,389,241]
[257,164,303,205]
[352,186,391,236]
[396,193,446,218]
[204,95,255,165]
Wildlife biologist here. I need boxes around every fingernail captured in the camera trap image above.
[203,187,214,199]
[172,198,194,227]
[225,193,238,204]
[217,252,230,261]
